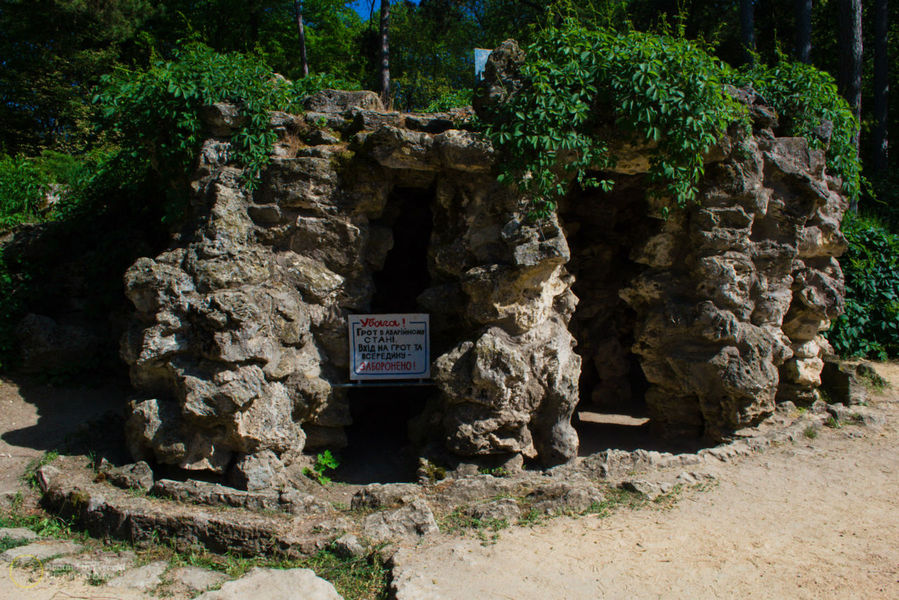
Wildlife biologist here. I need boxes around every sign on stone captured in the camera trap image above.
[349,314,430,380]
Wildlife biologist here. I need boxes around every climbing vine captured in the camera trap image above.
[732,59,862,201]
[481,21,862,217]
[481,21,746,217]
[96,43,355,191]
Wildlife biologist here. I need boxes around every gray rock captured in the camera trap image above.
[152,478,281,511]
[303,89,382,113]
[47,550,136,579]
[0,527,38,544]
[195,567,343,600]
[331,534,365,559]
[1,540,84,562]
[106,461,154,491]
[620,480,668,501]
[362,498,439,544]
[468,498,521,522]
[107,560,168,591]
[351,483,421,510]
[168,566,230,592]
[528,482,605,514]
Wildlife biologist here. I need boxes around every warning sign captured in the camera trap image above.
[348,314,430,380]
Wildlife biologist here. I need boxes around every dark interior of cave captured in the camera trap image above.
[334,186,436,483]
[560,178,661,453]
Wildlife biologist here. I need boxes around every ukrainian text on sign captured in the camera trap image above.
[348,313,430,380]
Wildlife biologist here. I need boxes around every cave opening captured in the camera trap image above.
[560,177,657,454]
[334,186,436,484]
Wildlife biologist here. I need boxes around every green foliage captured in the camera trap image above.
[0,156,45,229]
[481,21,746,217]
[304,450,340,485]
[424,89,474,113]
[827,215,899,359]
[96,43,348,193]
[732,58,862,201]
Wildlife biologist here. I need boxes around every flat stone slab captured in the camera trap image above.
[107,560,168,591]
[195,567,343,600]
[168,566,229,591]
[0,540,83,562]
[0,527,39,543]
[47,549,137,579]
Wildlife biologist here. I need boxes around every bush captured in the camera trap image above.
[481,20,746,217]
[732,59,861,202]
[0,155,44,229]
[95,43,352,194]
[827,214,899,359]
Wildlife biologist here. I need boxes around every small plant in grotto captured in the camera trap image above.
[305,450,340,485]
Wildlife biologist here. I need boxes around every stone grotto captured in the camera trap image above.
[119,42,848,490]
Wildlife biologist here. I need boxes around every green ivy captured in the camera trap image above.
[481,21,746,217]
[827,214,899,359]
[95,43,355,194]
[732,58,862,201]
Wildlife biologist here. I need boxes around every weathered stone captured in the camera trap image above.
[468,498,521,522]
[168,566,230,592]
[619,479,671,501]
[195,567,343,600]
[36,464,61,493]
[820,359,871,406]
[362,498,439,543]
[0,528,38,543]
[1,540,84,562]
[527,481,604,514]
[47,550,136,579]
[331,534,366,559]
[107,561,168,591]
[304,89,383,113]
[121,69,847,484]
[351,483,421,510]
[105,461,154,491]
[152,479,281,511]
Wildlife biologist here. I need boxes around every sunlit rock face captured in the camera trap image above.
[122,47,846,487]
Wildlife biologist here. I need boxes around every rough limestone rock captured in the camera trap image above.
[195,567,343,600]
[122,45,848,482]
[362,498,439,543]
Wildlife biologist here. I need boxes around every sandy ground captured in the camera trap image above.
[1,365,899,599]
[395,363,899,600]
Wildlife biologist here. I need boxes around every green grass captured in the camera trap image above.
[803,425,819,439]
[0,535,31,552]
[22,450,59,490]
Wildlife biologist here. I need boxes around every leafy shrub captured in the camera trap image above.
[827,215,899,359]
[424,88,473,113]
[0,155,45,229]
[481,20,746,217]
[96,43,351,193]
[731,59,861,202]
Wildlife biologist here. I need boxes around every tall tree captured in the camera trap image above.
[740,0,756,65]
[295,1,310,76]
[839,0,863,154]
[872,0,889,174]
[795,0,813,63]
[379,0,391,107]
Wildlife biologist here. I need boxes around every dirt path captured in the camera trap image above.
[2,367,899,599]
[393,364,899,599]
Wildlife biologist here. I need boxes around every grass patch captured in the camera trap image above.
[825,416,843,429]
[0,535,31,552]
[439,507,510,544]
[803,425,819,439]
[22,450,59,489]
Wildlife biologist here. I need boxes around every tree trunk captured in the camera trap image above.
[872,0,889,174]
[740,0,756,65]
[795,0,813,63]
[379,0,391,108]
[839,0,863,154]
[295,1,309,77]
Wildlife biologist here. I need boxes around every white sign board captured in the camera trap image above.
[348,314,430,381]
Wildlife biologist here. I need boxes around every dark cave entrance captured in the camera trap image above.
[336,186,436,484]
[560,176,658,454]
